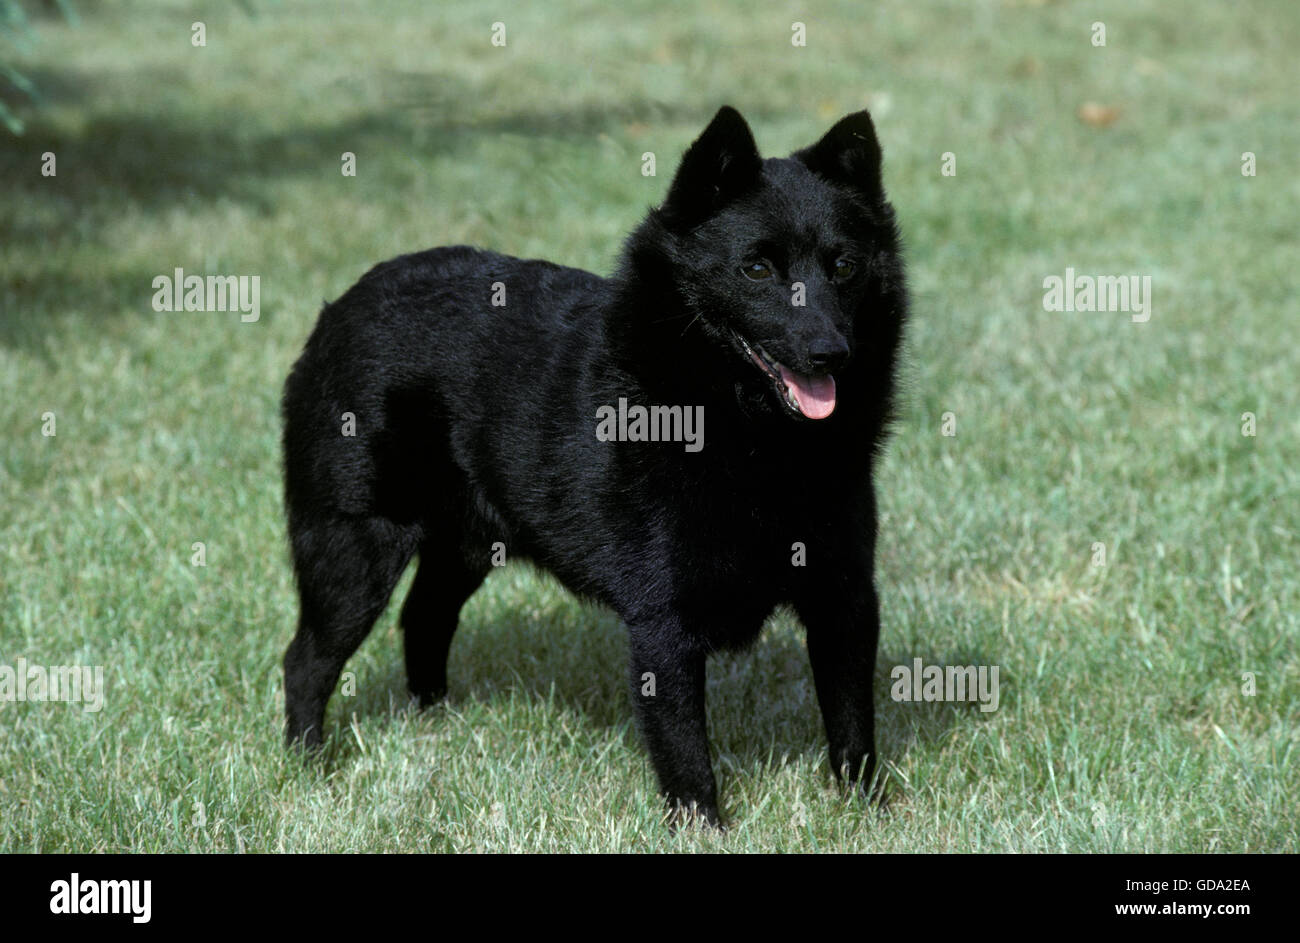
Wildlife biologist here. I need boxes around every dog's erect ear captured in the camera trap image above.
[794,110,884,201]
[660,106,762,231]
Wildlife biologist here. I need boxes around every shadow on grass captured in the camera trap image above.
[2,64,747,351]
[334,579,995,805]
[0,265,163,351]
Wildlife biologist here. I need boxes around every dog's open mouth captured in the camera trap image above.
[733,332,837,420]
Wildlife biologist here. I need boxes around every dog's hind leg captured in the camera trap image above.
[283,515,418,749]
[399,540,487,707]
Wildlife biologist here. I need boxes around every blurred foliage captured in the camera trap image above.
[1,0,77,133]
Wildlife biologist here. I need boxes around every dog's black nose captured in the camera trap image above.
[807,338,850,374]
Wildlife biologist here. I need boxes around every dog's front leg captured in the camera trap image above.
[627,621,719,826]
[797,582,881,799]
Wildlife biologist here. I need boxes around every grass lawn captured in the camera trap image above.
[1,0,1296,852]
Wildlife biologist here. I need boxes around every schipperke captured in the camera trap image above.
[282,106,907,826]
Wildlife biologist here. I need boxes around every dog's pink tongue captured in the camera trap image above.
[779,366,837,419]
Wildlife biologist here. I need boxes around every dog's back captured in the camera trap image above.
[282,246,606,529]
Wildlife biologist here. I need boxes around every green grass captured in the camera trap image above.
[1,0,1297,852]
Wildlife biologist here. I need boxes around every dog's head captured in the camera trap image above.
[624,106,905,424]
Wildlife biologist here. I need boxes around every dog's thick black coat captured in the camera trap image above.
[282,106,907,825]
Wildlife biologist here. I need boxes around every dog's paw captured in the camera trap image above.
[665,799,724,831]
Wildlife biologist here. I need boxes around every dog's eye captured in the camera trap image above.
[833,258,856,280]
[742,261,773,281]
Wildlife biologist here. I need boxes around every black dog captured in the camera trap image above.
[282,106,907,825]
